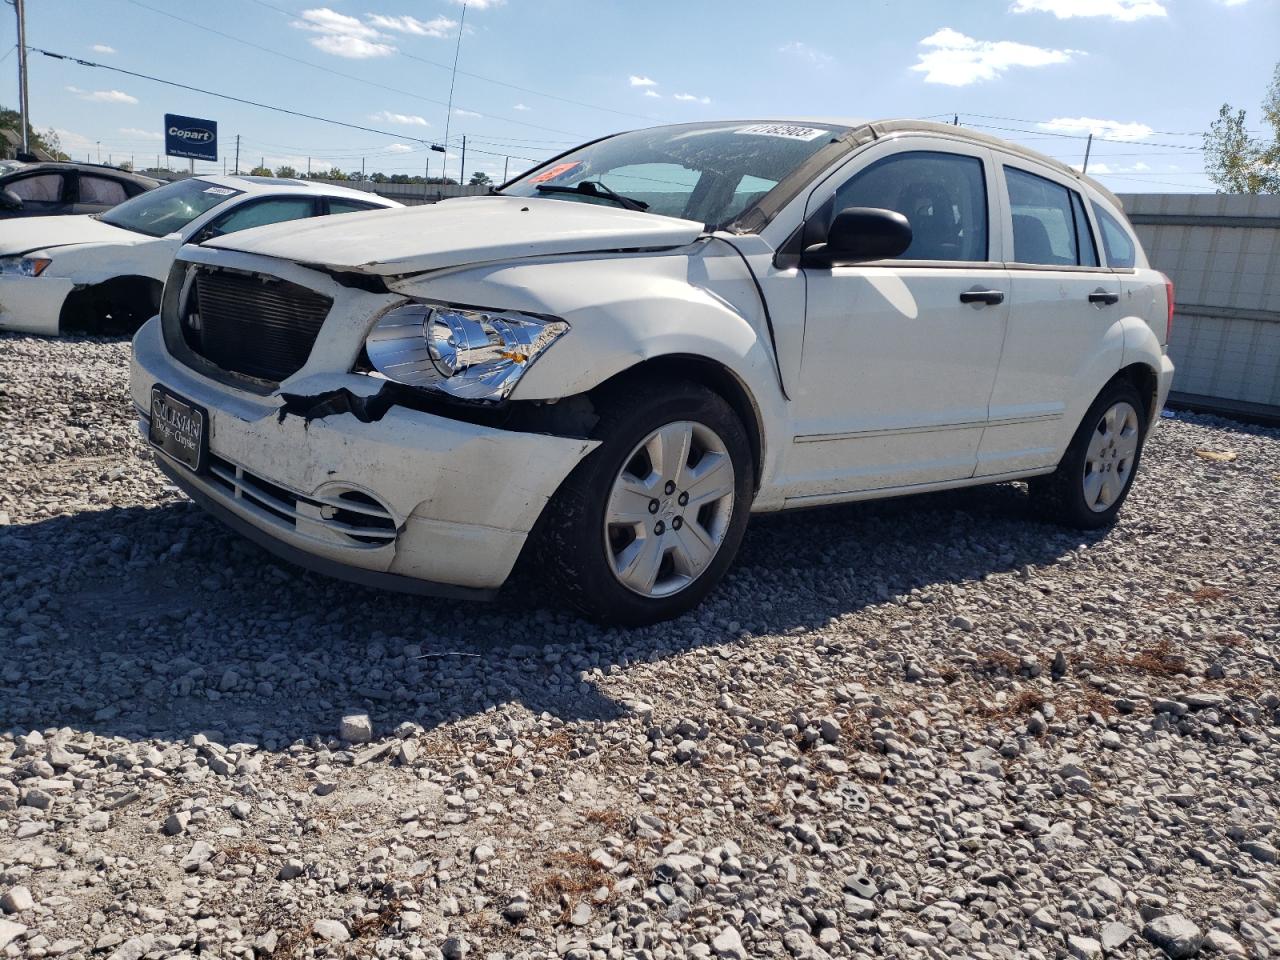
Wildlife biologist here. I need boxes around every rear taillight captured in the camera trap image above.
[1160,272,1175,342]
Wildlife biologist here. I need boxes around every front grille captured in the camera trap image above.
[205,453,398,549]
[182,268,332,383]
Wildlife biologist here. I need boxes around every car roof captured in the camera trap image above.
[194,175,402,206]
[0,160,162,187]
[778,117,1122,210]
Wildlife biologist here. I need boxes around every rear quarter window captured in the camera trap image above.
[1091,202,1137,269]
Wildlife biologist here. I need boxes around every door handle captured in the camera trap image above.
[1089,290,1120,306]
[960,289,1005,306]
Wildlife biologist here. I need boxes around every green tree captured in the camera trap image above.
[468,171,493,186]
[248,165,273,177]
[1204,62,1280,193]
[275,165,298,178]
[0,106,68,160]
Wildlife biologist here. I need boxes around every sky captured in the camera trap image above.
[4,0,1278,192]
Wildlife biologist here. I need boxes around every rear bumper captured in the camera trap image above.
[131,317,598,592]
[0,275,72,335]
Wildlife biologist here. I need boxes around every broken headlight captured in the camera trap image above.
[364,302,568,402]
[0,256,52,277]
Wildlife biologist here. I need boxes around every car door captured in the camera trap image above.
[3,172,71,217]
[784,140,1010,500]
[72,173,132,215]
[975,159,1121,476]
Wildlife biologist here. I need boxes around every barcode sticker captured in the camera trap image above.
[735,124,829,142]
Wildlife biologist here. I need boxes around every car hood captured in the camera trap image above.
[0,215,153,257]
[202,195,707,276]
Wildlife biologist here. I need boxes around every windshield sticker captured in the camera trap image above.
[203,187,237,196]
[735,124,829,142]
[530,161,582,184]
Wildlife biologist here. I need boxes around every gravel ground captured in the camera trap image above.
[1,331,1278,960]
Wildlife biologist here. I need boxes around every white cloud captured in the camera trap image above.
[446,0,503,8]
[912,28,1077,86]
[643,90,660,99]
[293,8,395,58]
[119,127,162,141]
[778,41,833,67]
[1011,0,1166,20]
[67,85,138,104]
[367,13,457,37]
[1038,116,1153,141]
[513,103,530,111]
[91,44,116,55]
[370,110,429,126]
[1213,0,1250,5]
[384,143,414,154]
[1077,161,1152,174]
[673,93,712,105]
[629,75,658,88]
[453,108,482,118]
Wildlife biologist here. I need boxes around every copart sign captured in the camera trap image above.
[164,114,218,163]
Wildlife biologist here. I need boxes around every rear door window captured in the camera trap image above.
[1091,202,1137,268]
[79,175,130,206]
[1005,166,1080,266]
[9,173,65,204]
[326,198,384,215]
[1070,191,1100,267]
[831,150,989,262]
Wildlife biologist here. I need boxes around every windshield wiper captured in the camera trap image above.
[534,180,649,212]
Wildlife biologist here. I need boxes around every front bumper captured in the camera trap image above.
[131,317,598,593]
[0,275,73,335]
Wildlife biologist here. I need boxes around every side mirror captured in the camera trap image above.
[0,188,23,211]
[803,206,912,266]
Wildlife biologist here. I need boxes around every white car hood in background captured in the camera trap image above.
[0,215,154,257]
[203,195,706,275]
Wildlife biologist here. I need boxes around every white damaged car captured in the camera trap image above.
[0,175,399,335]
[131,119,1174,625]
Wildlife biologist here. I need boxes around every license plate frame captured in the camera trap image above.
[148,385,208,474]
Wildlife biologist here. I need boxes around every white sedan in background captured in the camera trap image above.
[0,175,400,335]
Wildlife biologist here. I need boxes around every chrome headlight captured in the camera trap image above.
[365,302,568,402]
[0,256,51,277]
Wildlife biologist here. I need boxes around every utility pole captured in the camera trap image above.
[1082,133,1093,174]
[307,156,311,177]
[460,136,466,187]
[233,135,240,175]
[503,156,509,182]
[96,141,101,163]
[361,157,365,181]
[14,0,29,155]
[953,114,959,126]
[442,0,468,185]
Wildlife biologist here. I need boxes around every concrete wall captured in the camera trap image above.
[1119,193,1280,420]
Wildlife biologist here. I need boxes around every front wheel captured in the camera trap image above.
[536,379,754,626]
[1030,379,1147,529]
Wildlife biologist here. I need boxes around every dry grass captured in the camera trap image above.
[583,807,627,832]
[977,687,1047,720]
[1095,638,1187,678]
[531,850,613,922]
[977,649,1023,676]
[1191,586,1229,602]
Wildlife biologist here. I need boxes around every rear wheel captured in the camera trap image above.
[537,379,753,625]
[1030,379,1147,529]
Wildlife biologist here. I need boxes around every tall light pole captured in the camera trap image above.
[14,0,30,156]
[442,0,467,184]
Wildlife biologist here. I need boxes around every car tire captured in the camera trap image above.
[536,377,754,626]
[1029,378,1148,529]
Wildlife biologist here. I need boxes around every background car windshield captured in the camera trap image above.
[101,179,243,237]
[502,121,850,229]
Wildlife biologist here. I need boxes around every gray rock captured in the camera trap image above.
[441,936,469,959]
[0,919,25,950]
[163,811,190,835]
[1144,914,1203,958]
[713,925,747,960]
[339,713,373,743]
[1101,922,1136,951]
[1067,936,1103,960]
[180,840,215,872]
[311,919,350,943]
[0,887,33,915]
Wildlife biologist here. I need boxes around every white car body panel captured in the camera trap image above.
[0,176,400,335]
[128,119,1175,600]
[206,195,706,275]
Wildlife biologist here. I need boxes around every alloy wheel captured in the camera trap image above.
[603,420,736,598]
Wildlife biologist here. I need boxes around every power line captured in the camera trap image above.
[32,47,442,143]
[117,0,579,138]
[242,0,666,126]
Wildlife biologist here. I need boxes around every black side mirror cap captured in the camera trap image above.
[802,206,912,267]
[0,188,23,211]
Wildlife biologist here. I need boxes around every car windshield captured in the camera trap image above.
[501,121,851,230]
[100,178,243,237]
